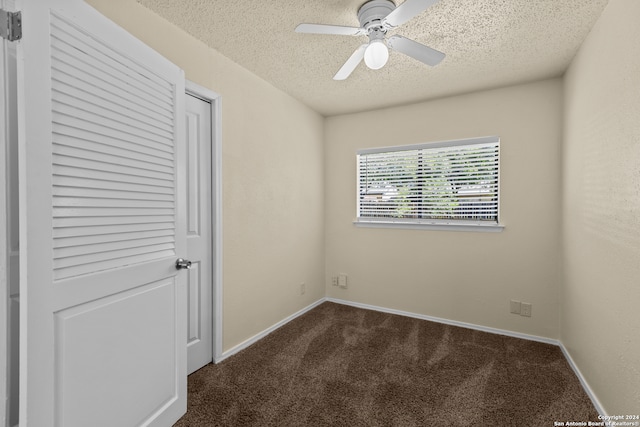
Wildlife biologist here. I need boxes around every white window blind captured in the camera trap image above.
[356,137,500,228]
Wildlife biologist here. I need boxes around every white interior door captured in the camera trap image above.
[185,94,213,374]
[17,1,187,426]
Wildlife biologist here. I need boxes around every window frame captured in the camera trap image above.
[354,136,504,232]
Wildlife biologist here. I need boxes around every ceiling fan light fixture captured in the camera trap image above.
[295,0,445,80]
[364,39,389,70]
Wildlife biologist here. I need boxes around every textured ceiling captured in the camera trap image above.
[137,0,609,116]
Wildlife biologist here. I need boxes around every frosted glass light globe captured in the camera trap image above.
[364,39,389,70]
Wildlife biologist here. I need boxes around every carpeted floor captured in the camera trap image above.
[174,302,599,426]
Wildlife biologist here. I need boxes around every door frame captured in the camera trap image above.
[185,80,223,363]
[1,0,17,421]
[1,3,10,422]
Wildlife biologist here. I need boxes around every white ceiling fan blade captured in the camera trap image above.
[387,35,445,66]
[383,0,440,28]
[295,23,365,36]
[333,44,368,81]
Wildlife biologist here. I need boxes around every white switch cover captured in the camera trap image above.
[510,300,521,315]
[338,274,348,288]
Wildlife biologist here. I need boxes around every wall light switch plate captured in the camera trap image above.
[521,303,532,317]
[510,300,521,315]
[338,274,348,288]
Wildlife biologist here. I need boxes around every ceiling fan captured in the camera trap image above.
[295,0,445,80]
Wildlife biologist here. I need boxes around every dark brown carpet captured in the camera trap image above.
[174,302,599,426]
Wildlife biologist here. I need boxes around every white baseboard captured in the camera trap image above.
[326,297,559,345]
[217,296,558,362]
[216,298,326,363]
[558,342,607,416]
[215,296,605,417]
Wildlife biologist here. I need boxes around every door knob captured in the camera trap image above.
[175,258,192,270]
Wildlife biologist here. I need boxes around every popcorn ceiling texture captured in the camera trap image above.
[137,0,608,116]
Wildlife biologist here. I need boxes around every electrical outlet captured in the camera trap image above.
[521,303,532,317]
[510,300,521,315]
[300,283,306,295]
[338,274,348,288]
[331,276,338,286]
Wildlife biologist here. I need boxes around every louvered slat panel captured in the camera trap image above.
[53,197,173,209]
[54,229,175,248]
[53,222,175,239]
[52,96,173,147]
[54,216,174,228]
[53,89,173,140]
[52,153,173,181]
[54,236,175,259]
[53,176,174,195]
[53,186,174,202]
[50,44,174,120]
[51,69,172,123]
[53,131,174,165]
[53,165,173,189]
[52,85,173,136]
[53,110,173,153]
[53,144,174,176]
[50,17,174,110]
[54,208,174,218]
[50,14,177,281]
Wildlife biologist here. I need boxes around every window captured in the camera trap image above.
[356,136,502,231]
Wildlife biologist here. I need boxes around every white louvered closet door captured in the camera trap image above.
[17,1,187,426]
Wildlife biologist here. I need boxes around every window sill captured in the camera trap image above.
[353,219,505,233]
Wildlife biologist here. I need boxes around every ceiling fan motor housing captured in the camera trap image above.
[357,0,396,31]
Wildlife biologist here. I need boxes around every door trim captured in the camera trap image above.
[1,4,9,422]
[185,80,223,363]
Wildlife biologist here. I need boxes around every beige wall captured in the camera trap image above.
[562,0,640,414]
[86,0,326,351]
[325,79,563,339]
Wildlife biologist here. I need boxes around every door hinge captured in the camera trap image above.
[0,9,21,42]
